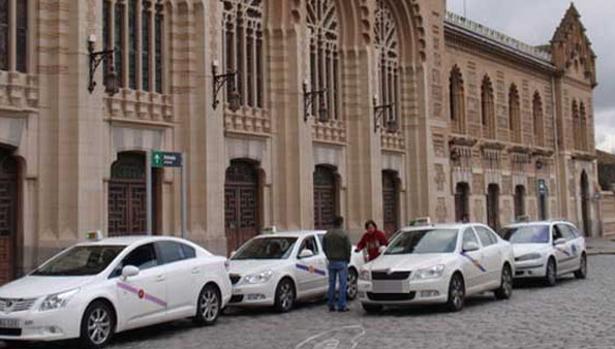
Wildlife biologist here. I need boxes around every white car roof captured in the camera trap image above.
[76,235,188,247]
[256,230,327,238]
[399,223,477,232]
[504,220,572,228]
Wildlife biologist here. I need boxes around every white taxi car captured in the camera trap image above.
[228,230,365,312]
[358,223,515,313]
[501,220,587,286]
[0,235,231,348]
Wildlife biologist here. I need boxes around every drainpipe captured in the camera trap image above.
[550,76,563,217]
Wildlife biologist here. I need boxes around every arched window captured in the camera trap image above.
[102,0,165,93]
[509,84,521,143]
[533,91,544,147]
[0,0,28,73]
[449,65,465,133]
[481,75,495,139]
[374,0,400,132]
[306,0,339,121]
[572,100,581,150]
[222,0,264,109]
[514,185,526,220]
[580,102,587,151]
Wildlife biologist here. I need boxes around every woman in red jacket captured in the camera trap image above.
[355,220,389,262]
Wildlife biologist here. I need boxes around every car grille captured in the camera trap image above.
[0,298,37,313]
[372,271,411,280]
[230,295,244,303]
[367,292,416,301]
[229,274,241,285]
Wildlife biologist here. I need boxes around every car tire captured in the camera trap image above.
[274,278,295,313]
[362,303,383,314]
[574,253,588,279]
[545,257,557,287]
[446,273,465,312]
[194,283,222,326]
[494,264,513,300]
[79,300,115,349]
[346,268,358,301]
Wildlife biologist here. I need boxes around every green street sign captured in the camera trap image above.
[151,150,182,168]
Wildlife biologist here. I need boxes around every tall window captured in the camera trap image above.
[449,65,465,133]
[481,75,495,139]
[103,0,165,93]
[509,84,521,143]
[374,0,399,132]
[572,100,581,150]
[514,185,526,220]
[306,0,339,121]
[533,91,544,147]
[580,102,587,151]
[222,0,264,109]
[0,0,28,73]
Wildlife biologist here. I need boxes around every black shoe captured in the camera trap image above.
[328,306,336,312]
[337,307,350,312]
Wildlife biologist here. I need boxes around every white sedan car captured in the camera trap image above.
[358,223,515,313]
[228,231,364,312]
[0,236,231,348]
[501,220,587,286]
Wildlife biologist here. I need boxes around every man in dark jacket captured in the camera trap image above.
[322,216,351,312]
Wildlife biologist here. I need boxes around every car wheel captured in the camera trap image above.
[80,300,115,349]
[446,273,465,312]
[362,303,383,314]
[574,253,588,279]
[194,284,222,326]
[274,278,295,313]
[545,258,557,287]
[346,268,358,301]
[494,264,513,300]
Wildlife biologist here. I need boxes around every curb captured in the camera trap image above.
[587,251,615,256]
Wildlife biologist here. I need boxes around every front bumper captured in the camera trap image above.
[0,306,81,342]
[513,259,547,279]
[358,278,449,306]
[228,282,276,307]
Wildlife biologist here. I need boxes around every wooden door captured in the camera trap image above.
[314,166,337,230]
[225,160,260,253]
[382,171,399,236]
[0,150,17,284]
[108,153,148,236]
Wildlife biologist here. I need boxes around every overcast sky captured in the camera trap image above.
[447,0,615,152]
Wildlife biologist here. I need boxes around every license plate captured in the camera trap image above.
[372,281,407,293]
[0,318,20,328]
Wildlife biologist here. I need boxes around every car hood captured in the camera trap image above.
[365,253,455,272]
[0,275,96,299]
[512,244,550,257]
[229,260,286,276]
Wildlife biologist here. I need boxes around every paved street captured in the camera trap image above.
[7,255,615,349]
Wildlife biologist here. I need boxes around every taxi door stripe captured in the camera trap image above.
[460,253,487,272]
[117,281,167,307]
[295,264,327,276]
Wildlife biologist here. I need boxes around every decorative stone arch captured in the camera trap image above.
[449,64,466,133]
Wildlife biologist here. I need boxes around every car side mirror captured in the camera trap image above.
[121,265,140,280]
[299,249,315,259]
[553,238,566,246]
[462,241,480,252]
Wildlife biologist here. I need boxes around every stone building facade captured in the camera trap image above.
[0,0,599,283]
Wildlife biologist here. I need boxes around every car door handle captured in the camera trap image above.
[191,267,200,274]
[156,275,165,282]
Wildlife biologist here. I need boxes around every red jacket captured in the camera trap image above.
[356,230,388,261]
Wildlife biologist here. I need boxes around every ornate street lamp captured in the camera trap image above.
[212,60,241,112]
[87,34,119,96]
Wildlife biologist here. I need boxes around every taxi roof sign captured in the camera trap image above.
[86,230,103,241]
[408,217,431,227]
[262,226,277,234]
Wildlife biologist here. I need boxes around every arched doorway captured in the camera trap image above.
[455,182,470,222]
[382,171,400,236]
[580,171,590,236]
[108,152,160,236]
[486,184,500,230]
[314,165,338,230]
[0,147,19,284]
[514,185,526,220]
[225,159,261,253]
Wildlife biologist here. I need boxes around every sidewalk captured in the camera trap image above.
[586,237,615,255]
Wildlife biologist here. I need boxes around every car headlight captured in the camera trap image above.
[411,265,445,281]
[359,269,371,281]
[243,270,274,284]
[516,253,542,261]
[39,288,80,312]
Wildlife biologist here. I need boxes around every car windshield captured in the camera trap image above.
[502,225,550,244]
[232,237,297,260]
[384,229,458,255]
[32,245,126,276]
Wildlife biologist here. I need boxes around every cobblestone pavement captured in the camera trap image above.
[8,255,615,349]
